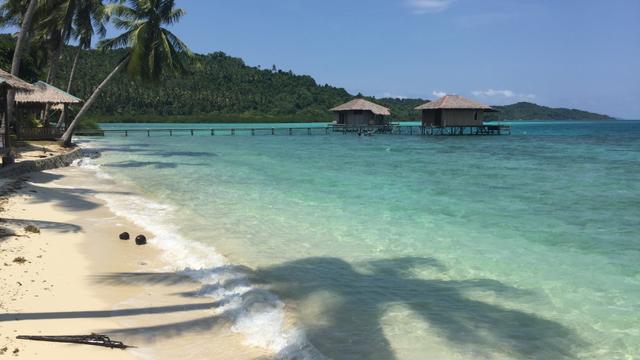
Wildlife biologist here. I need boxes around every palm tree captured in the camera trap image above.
[38,0,108,84]
[55,0,108,128]
[25,0,109,126]
[60,0,191,146]
[1,0,38,166]
[0,0,50,75]
[41,0,108,127]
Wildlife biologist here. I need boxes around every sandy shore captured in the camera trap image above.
[0,167,271,360]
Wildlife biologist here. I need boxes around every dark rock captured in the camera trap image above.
[119,232,130,240]
[135,235,147,245]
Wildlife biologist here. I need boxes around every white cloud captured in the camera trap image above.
[472,89,536,101]
[407,0,456,14]
[432,91,448,98]
[381,92,408,99]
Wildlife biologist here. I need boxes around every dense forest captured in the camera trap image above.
[0,34,613,123]
[1,34,422,122]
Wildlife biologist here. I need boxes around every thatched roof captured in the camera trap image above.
[415,95,496,112]
[330,99,391,116]
[0,68,36,91]
[15,81,82,104]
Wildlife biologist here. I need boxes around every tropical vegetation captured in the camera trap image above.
[59,0,192,144]
[0,0,193,156]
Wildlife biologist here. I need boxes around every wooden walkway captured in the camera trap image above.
[75,125,511,137]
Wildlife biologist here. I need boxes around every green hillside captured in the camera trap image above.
[47,39,423,122]
[0,34,614,123]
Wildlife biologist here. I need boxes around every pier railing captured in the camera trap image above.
[75,124,511,137]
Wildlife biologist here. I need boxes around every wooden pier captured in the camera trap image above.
[74,124,511,137]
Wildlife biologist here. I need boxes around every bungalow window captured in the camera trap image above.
[353,110,363,115]
[474,112,479,121]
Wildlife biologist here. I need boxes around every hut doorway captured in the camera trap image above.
[434,110,443,127]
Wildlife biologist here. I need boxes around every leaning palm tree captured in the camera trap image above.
[60,0,191,146]
[0,0,50,75]
[1,0,38,166]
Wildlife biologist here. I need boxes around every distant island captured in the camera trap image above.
[0,34,614,124]
[486,102,613,121]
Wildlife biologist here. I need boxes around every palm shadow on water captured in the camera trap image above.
[250,256,583,360]
[91,256,584,360]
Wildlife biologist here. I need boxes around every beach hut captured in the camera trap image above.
[1,69,35,161]
[15,81,82,107]
[415,95,496,128]
[330,99,391,127]
[15,81,83,129]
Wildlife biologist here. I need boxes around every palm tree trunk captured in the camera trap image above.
[2,0,38,166]
[43,35,65,127]
[56,47,81,128]
[60,57,128,147]
[11,0,38,76]
[46,41,63,84]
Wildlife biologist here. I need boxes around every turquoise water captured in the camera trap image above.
[82,121,639,359]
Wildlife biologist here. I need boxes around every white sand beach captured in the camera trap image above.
[0,166,271,360]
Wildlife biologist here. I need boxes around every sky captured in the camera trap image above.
[136,1,640,118]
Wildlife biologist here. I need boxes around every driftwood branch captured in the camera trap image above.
[16,334,134,349]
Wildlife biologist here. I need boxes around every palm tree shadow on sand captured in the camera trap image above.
[93,256,584,360]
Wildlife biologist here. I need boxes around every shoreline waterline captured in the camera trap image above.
[70,148,326,359]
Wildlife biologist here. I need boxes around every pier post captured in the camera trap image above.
[272,128,275,135]
[191,129,194,136]
[147,130,150,137]
[252,129,255,136]
[169,130,172,136]
[211,129,215,136]
[124,130,128,137]
[231,129,235,136]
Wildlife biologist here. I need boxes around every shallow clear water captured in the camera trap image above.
[82,121,640,359]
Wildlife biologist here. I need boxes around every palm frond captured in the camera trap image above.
[98,28,134,50]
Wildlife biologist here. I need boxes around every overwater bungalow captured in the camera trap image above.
[330,99,391,127]
[415,95,496,128]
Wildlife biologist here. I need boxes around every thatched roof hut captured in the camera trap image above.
[1,69,35,156]
[0,69,36,91]
[15,81,82,105]
[331,99,391,116]
[330,99,391,126]
[416,95,496,111]
[415,95,496,127]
